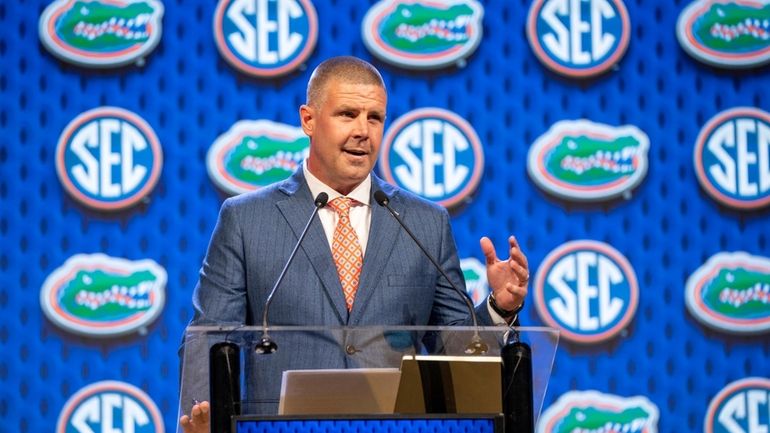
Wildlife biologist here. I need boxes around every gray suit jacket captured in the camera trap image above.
[188,169,493,412]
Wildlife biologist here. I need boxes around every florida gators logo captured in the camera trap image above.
[705,378,770,433]
[379,108,484,208]
[677,0,770,68]
[213,0,318,77]
[694,107,770,210]
[528,120,649,201]
[534,240,639,344]
[537,390,659,433]
[461,257,489,305]
[207,120,310,195]
[686,252,770,334]
[527,0,631,78]
[57,381,164,433]
[56,107,162,211]
[41,254,166,337]
[39,0,164,68]
[362,0,484,69]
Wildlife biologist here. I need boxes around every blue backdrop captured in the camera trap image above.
[1,0,768,432]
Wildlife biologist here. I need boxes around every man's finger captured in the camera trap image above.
[179,415,192,433]
[479,236,498,265]
[192,402,210,424]
[508,236,529,269]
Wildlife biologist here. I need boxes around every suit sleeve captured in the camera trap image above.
[190,198,249,325]
[428,207,494,326]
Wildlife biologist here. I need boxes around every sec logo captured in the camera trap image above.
[213,0,318,77]
[379,108,484,208]
[527,0,631,78]
[56,381,164,433]
[55,107,163,211]
[534,240,639,344]
[705,378,770,433]
[694,107,770,210]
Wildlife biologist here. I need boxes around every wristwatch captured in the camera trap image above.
[488,291,524,319]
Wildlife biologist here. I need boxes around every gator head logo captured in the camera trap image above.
[537,390,659,433]
[677,0,770,68]
[527,0,631,78]
[379,108,484,208]
[694,107,770,209]
[56,107,163,211]
[207,120,310,195]
[705,377,770,433]
[57,381,164,433]
[39,0,164,68]
[685,252,770,334]
[461,257,489,305]
[534,240,639,344]
[362,0,484,69]
[528,120,649,201]
[41,254,166,337]
[213,0,318,77]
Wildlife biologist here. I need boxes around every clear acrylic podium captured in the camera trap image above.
[178,325,558,433]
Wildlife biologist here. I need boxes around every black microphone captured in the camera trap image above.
[373,190,488,355]
[255,192,328,354]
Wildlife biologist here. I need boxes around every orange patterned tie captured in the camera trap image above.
[328,197,363,311]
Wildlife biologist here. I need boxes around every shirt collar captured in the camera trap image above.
[303,161,371,207]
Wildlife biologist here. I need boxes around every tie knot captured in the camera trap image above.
[328,197,355,215]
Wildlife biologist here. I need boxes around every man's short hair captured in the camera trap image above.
[306,56,386,107]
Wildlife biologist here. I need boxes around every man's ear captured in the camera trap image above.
[299,105,314,136]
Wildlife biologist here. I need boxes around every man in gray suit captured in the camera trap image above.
[180,56,529,432]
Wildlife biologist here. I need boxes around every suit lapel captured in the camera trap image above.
[348,177,402,325]
[276,170,348,324]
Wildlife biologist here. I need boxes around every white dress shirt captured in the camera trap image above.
[303,162,371,257]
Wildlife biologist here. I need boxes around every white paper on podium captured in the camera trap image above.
[279,368,402,415]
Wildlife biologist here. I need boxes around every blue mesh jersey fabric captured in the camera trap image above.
[0,1,768,432]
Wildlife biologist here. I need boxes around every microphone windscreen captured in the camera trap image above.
[315,192,329,208]
[374,190,389,206]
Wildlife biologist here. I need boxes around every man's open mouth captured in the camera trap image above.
[344,149,368,157]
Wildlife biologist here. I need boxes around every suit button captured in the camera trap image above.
[345,344,357,355]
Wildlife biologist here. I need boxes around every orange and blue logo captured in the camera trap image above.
[362,0,484,69]
[527,0,630,78]
[705,378,770,433]
[528,120,650,202]
[686,252,770,334]
[55,107,163,211]
[213,0,318,77]
[694,107,770,210]
[538,390,659,433]
[207,120,310,195]
[677,0,770,68]
[534,240,638,344]
[41,253,166,337]
[379,108,484,209]
[39,0,164,68]
[57,381,164,433]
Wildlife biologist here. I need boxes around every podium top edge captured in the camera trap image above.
[184,325,559,333]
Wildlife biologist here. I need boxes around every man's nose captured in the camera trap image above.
[351,115,369,138]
